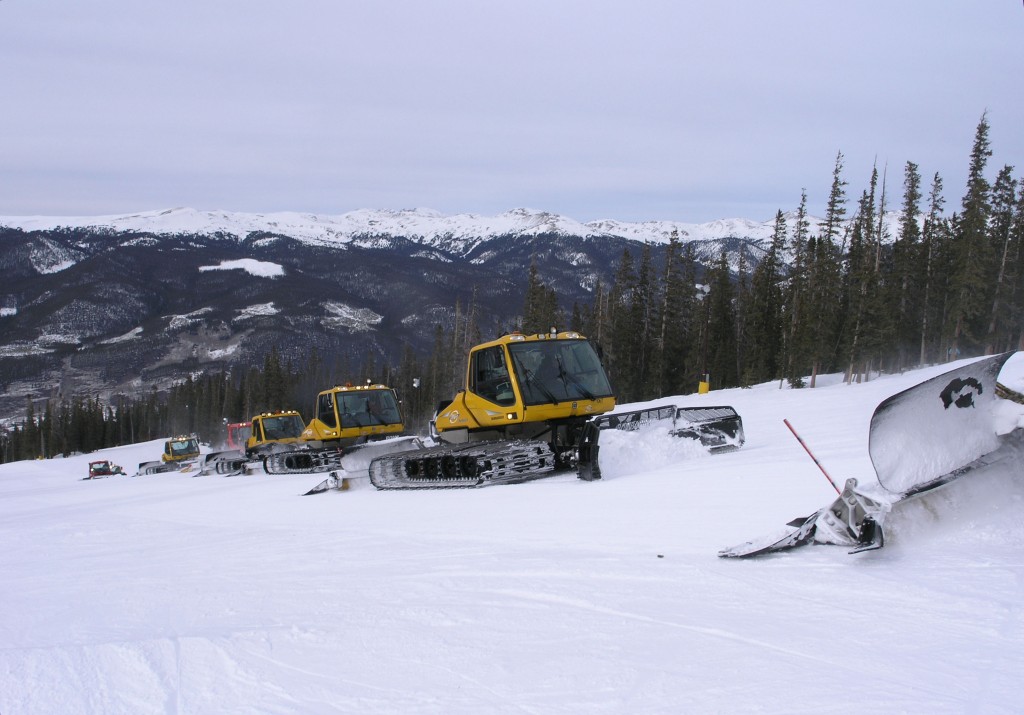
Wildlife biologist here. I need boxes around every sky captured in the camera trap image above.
[2,1,1022,224]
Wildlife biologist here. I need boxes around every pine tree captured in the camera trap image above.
[631,243,657,396]
[892,161,923,369]
[783,190,812,386]
[842,175,884,382]
[919,172,947,364]
[744,211,786,383]
[984,165,1018,353]
[608,248,639,400]
[946,112,994,359]
[704,252,739,388]
[806,153,848,385]
[1010,186,1024,349]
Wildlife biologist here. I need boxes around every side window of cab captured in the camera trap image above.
[317,393,337,428]
[470,346,515,406]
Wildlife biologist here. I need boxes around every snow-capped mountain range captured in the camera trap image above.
[1,206,838,253]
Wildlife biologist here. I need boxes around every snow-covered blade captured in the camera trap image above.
[869,352,1013,496]
[199,449,247,476]
[720,354,1023,558]
[592,404,745,451]
[134,459,197,476]
[300,436,425,494]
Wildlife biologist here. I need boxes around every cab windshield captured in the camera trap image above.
[259,414,305,440]
[169,439,198,456]
[508,339,613,406]
[337,390,402,428]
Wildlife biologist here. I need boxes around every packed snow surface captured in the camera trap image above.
[3,357,1024,714]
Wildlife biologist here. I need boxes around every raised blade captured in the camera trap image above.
[869,353,1014,496]
[338,435,424,472]
[671,406,745,451]
[200,449,245,475]
[591,404,745,451]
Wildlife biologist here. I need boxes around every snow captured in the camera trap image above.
[99,327,144,344]
[3,358,1024,714]
[232,303,279,322]
[0,206,874,252]
[322,302,384,332]
[199,259,285,278]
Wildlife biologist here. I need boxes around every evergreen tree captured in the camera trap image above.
[892,160,923,369]
[783,190,812,385]
[1010,185,1024,349]
[744,211,786,383]
[703,252,739,388]
[807,152,848,385]
[841,167,886,382]
[918,172,948,364]
[631,243,657,396]
[608,248,640,400]
[984,165,1018,353]
[946,112,994,359]
[656,231,696,395]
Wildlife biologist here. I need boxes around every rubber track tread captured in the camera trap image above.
[369,440,556,490]
[263,449,344,475]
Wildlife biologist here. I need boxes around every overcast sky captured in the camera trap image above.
[2,1,1022,223]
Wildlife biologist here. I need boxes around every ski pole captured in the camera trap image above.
[783,419,841,495]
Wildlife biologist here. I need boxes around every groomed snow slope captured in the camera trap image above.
[3,357,1024,714]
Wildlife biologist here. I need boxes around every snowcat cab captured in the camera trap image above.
[200,412,305,476]
[224,421,252,451]
[435,331,615,446]
[263,384,414,476]
[301,384,405,446]
[248,410,305,455]
[162,435,200,464]
[137,434,201,475]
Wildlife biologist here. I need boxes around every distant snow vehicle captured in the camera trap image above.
[136,435,201,476]
[84,460,125,479]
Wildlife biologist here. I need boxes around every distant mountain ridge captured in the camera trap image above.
[2,205,823,252]
[0,207,898,423]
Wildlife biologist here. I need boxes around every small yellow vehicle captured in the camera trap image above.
[137,434,201,475]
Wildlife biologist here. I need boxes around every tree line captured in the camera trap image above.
[2,113,1020,462]
[520,112,1022,402]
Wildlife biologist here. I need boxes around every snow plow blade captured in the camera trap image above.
[591,404,745,451]
[302,471,351,495]
[269,436,424,477]
[720,353,1021,558]
[199,449,248,476]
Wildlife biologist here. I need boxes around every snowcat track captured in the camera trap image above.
[369,440,556,490]
[263,449,344,475]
